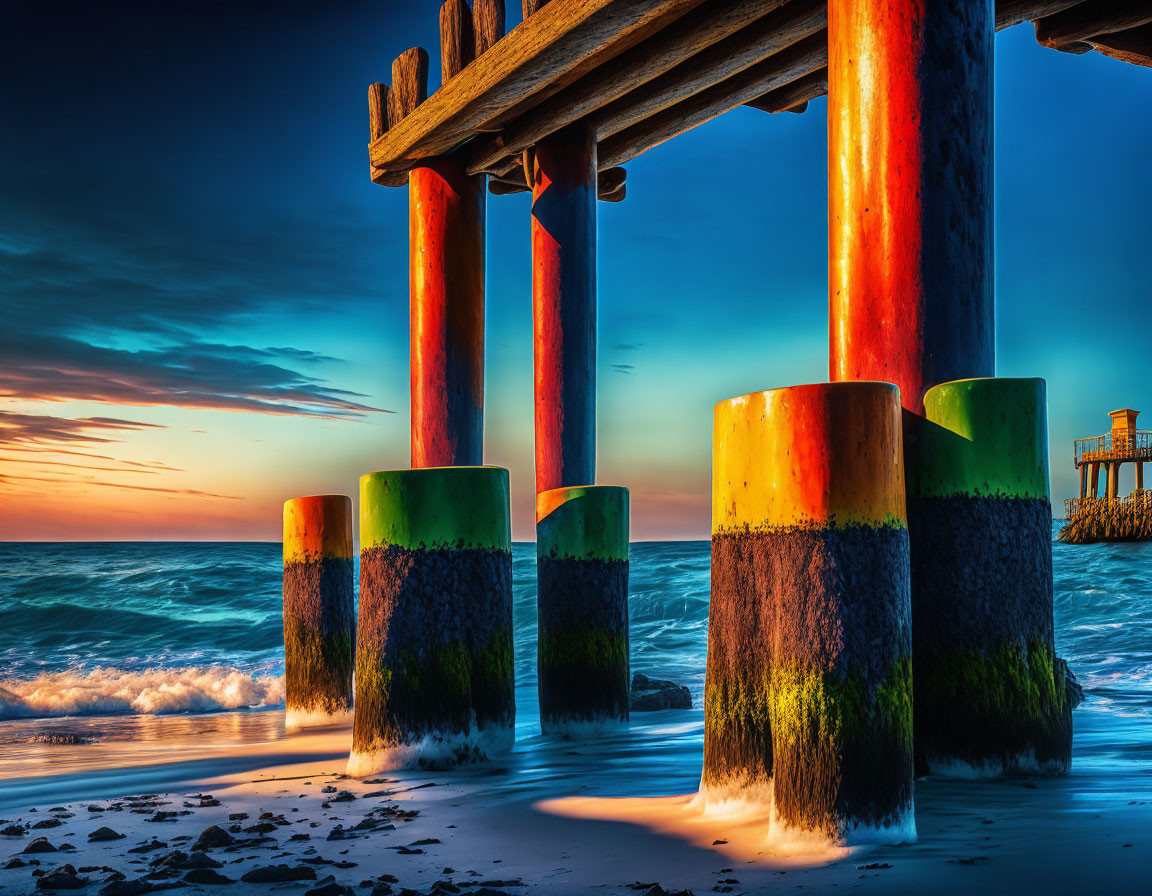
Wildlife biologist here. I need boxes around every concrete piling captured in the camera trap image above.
[905,377,1072,776]
[705,382,914,842]
[536,485,630,734]
[282,495,355,730]
[348,466,514,774]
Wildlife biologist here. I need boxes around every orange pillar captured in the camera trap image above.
[1107,462,1120,500]
[1089,463,1100,498]
[410,158,486,468]
[531,124,597,496]
[1137,463,1144,492]
[828,0,994,412]
[1079,465,1088,499]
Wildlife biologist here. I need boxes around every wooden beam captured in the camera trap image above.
[441,0,475,84]
[588,0,826,143]
[597,166,626,194]
[464,0,789,176]
[1036,0,1152,49]
[369,0,708,173]
[522,0,548,17]
[474,0,506,58]
[745,68,827,113]
[994,0,1082,30]
[389,47,430,128]
[598,31,827,169]
[1087,20,1152,65]
[369,82,390,140]
[599,183,626,202]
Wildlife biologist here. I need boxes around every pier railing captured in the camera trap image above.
[1074,430,1152,466]
[1065,491,1152,520]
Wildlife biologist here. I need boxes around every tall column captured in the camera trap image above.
[1089,462,1100,498]
[1137,463,1144,491]
[1079,465,1088,499]
[350,467,514,774]
[706,382,913,842]
[828,0,994,412]
[906,378,1071,776]
[1107,461,1120,500]
[531,123,597,495]
[410,158,486,468]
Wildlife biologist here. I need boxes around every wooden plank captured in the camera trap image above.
[1036,0,1152,48]
[389,47,429,128]
[441,0,475,84]
[598,32,828,169]
[474,0,506,57]
[1088,20,1152,65]
[588,0,826,143]
[369,0,708,172]
[745,67,827,113]
[369,83,389,140]
[464,0,789,176]
[995,0,1083,30]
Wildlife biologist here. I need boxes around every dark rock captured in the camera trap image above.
[23,837,59,854]
[5,857,28,868]
[37,864,88,889]
[410,838,440,845]
[98,881,154,896]
[89,828,125,842]
[2,824,25,836]
[630,673,692,712]
[289,833,311,841]
[226,813,247,821]
[33,819,64,829]
[330,791,356,802]
[243,823,277,835]
[151,851,220,872]
[182,868,233,885]
[30,731,91,746]
[59,843,77,851]
[126,841,166,854]
[1060,659,1085,710]
[240,864,317,883]
[191,826,233,851]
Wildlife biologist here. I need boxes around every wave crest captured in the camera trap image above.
[0,666,285,720]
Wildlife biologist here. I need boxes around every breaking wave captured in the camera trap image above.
[0,666,285,720]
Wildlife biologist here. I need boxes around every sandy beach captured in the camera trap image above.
[2,711,1149,896]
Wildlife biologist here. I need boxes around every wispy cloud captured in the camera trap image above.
[0,472,241,500]
[0,411,165,445]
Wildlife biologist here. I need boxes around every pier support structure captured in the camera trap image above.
[828,0,995,410]
[705,382,914,842]
[282,495,355,729]
[350,466,514,774]
[536,486,630,734]
[905,378,1071,776]
[409,158,486,468]
[531,124,597,496]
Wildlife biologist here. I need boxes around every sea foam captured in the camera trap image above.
[0,666,285,720]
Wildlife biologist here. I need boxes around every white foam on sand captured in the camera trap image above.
[285,706,354,731]
[347,725,514,776]
[0,666,285,719]
[927,750,1069,779]
[540,715,629,739]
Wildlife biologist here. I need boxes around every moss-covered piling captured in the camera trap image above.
[536,485,629,734]
[349,467,514,774]
[906,377,1072,776]
[706,383,914,843]
[282,495,355,729]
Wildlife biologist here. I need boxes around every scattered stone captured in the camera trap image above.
[320,786,338,794]
[305,878,355,896]
[192,826,233,851]
[630,673,692,712]
[411,838,440,846]
[23,837,59,854]
[58,843,77,851]
[2,824,25,836]
[33,819,64,829]
[4,857,28,868]
[89,828,125,842]
[289,833,311,842]
[182,868,234,884]
[243,822,277,835]
[857,862,891,870]
[239,864,317,883]
[126,840,166,854]
[330,792,356,803]
[227,813,248,821]
[394,845,423,855]
[30,731,91,746]
[151,850,221,872]
[98,880,154,896]
[87,807,104,813]
[36,864,88,889]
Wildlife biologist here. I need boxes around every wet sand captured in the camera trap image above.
[1,718,1150,895]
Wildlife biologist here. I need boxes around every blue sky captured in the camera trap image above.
[1,1,1149,540]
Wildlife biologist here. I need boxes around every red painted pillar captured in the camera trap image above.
[410,157,485,468]
[531,124,597,495]
[828,0,994,413]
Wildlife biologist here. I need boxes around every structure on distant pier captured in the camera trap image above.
[1062,408,1152,543]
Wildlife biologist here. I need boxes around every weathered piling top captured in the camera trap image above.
[1075,408,1152,466]
[368,0,1152,194]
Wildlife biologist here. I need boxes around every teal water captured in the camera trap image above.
[0,531,1149,787]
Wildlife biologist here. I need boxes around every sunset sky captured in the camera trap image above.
[2,1,1150,541]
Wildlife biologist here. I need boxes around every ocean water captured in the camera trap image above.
[0,530,1149,799]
